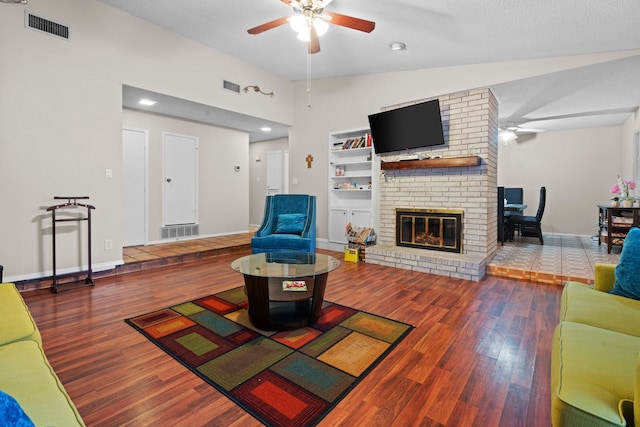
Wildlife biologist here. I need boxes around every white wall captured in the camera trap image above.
[497,126,623,236]
[0,0,292,281]
[622,108,640,183]
[122,109,250,242]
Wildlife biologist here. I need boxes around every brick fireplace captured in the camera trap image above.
[366,88,498,281]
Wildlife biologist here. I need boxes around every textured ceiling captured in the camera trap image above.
[100,0,640,139]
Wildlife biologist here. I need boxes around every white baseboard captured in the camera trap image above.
[317,238,346,253]
[4,260,124,284]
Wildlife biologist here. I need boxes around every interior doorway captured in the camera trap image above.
[633,130,639,189]
[267,149,282,196]
[249,140,289,226]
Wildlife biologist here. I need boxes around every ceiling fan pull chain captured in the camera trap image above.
[306,47,312,108]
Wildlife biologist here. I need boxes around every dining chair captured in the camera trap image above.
[504,187,524,237]
[497,187,509,245]
[508,186,546,244]
[504,187,523,205]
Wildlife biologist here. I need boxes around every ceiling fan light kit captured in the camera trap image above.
[247,0,375,54]
[498,129,518,144]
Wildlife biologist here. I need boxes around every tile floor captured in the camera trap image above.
[122,233,621,286]
[487,234,620,285]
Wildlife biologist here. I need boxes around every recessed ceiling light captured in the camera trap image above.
[138,98,157,106]
[390,42,406,51]
[260,127,272,132]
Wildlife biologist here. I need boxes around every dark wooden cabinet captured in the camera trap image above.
[597,205,640,253]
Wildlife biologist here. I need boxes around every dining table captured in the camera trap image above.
[501,203,527,243]
[505,203,527,213]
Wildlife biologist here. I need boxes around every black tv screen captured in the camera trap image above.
[368,99,446,154]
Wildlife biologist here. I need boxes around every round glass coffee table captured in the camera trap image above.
[231,252,340,330]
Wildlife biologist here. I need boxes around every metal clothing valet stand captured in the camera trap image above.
[46,196,95,293]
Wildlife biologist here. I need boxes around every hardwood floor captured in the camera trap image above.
[23,249,562,426]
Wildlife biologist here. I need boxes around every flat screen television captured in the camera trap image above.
[368,99,446,154]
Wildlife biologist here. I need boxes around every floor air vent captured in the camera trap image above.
[161,224,199,239]
[25,11,70,40]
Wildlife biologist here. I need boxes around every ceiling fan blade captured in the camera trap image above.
[308,26,320,54]
[247,16,290,35]
[515,127,546,133]
[324,11,375,33]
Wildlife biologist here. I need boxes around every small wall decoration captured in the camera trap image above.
[306,154,314,168]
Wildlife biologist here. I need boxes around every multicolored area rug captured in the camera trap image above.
[125,287,413,427]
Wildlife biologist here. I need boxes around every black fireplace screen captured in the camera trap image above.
[396,209,463,253]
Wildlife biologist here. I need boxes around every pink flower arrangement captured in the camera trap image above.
[610,176,636,201]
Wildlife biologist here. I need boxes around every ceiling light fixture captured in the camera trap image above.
[291,15,329,41]
[138,98,157,106]
[498,129,517,145]
[390,42,406,51]
[288,1,331,42]
[260,127,272,132]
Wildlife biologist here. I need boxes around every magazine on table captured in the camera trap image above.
[282,280,307,291]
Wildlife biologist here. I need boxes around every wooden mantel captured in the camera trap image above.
[380,155,481,170]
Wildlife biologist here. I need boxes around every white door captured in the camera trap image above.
[267,150,282,195]
[122,128,147,247]
[163,132,198,225]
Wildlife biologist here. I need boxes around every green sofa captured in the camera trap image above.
[0,283,84,426]
[552,264,639,426]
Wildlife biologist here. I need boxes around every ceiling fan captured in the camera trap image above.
[247,0,376,54]
[500,123,546,134]
[498,124,545,145]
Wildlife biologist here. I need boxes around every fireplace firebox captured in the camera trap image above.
[396,208,463,253]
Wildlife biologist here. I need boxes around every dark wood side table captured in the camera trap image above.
[597,204,640,253]
[231,252,340,330]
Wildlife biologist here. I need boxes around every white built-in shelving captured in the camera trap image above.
[328,129,379,247]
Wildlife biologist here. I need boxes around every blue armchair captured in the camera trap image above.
[251,194,316,254]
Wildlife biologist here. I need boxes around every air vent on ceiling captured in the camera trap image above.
[25,11,70,40]
[223,80,240,94]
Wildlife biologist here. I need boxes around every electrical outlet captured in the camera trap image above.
[104,239,113,250]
